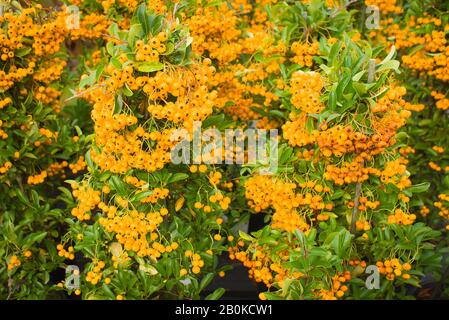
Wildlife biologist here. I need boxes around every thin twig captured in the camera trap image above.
[350,59,376,233]
[350,182,362,233]
[100,33,128,45]
[64,84,105,102]
[330,0,360,18]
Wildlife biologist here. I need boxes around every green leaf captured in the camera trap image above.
[110,176,127,195]
[106,42,115,56]
[16,189,29,205]
[114,94,123,114]
[23,232,47,249]
[328,41,342,65]
[352,70,365,82]
[133,190,154,202]
[353,82,368,96]
[205,288,225,300]
[101,284,116,299]
[199,273,215,292]
[85,149,95,170]
[79,71,96,89]
[128,24,143,45]
[15,47,31,57]
[135,61,164,73]
[108,23,119,38]
[379,45,396,65]
[168,173,189,184]
[377,60,400,73]
[239,230,255,241]
[137,4,150,36]
[407,182,430,194]
[123,84,133,97]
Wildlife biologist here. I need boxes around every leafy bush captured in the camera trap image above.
[0,0,448,300]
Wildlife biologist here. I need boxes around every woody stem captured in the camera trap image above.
[350,182,362,233]
[350,59,376,233]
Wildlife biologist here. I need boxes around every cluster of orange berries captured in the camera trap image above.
[184,250,205,275]
[7,255,21,270]
[69,12,111,41]
[141,188,170,204]
[318,271,351,300]
[190,164,209,174]
[419,205,430,217]
[34,86,61,106]
[186,0,287,124]
[216,75,264,122]
[86,47,217,173]
[431,91,449,110]
[135,33,167,62]
[27,171,48,185]
[376,259,412,281]
[434,194,449,229]
[347,197,381,213]
[380,158,411,190]
[33,59,67,84]
[324,156,411,189]
[289,71,324,114]
[290,41,320,67]
[428,161,447,172]
[285,85,411,161]
[100,63,133,92]
[0,97,12,110]
[387,208,416,225]
[349,259,367,268]
[31,12,67,57]
[355,219,371,231]
[209,191,231,211]
[229,241,302,288]
[297,149,318,161]
[101,0,138,12]
[89,90,175,174]
[69,156,87,174]
[208,171,222,186]
[86,261,106,285]
[317,126,390,159]
[99,208,170,258]
[85,50,102,67]
[324,159,376,185]
[145,65,217,131]
[0,8,35,57]
[57,244,75,260]
[298,181,331,193]
[46,161,69,178]
[245,175,334,232]
[0,121,7,140]
[376,11,449,81]
[186,3,242,65]
[124,175,143,188]
[282,72,323,147]
[282,114,315,147]
[38,128,58,141]
[0,63,34,92]
[193,201,212,213]
[146,0,168,13]
[399,146,415,157]
[237,251,274,287]
[365,0,403,14]
[432,145,445,153]
[0,161,12,175]
[71,183,101,221]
